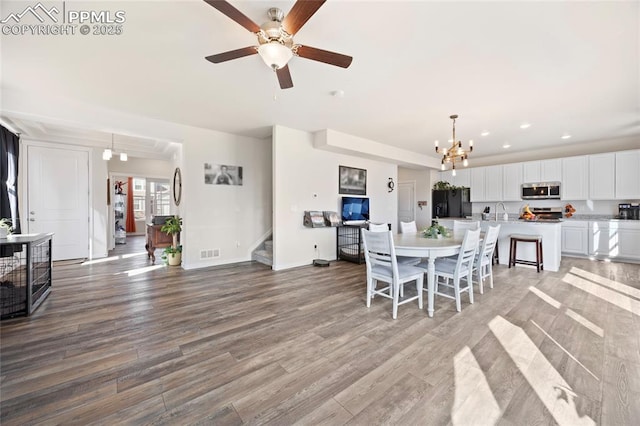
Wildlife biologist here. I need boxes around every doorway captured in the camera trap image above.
[27,145,89,260]
[398,181,416,229]
[108,175,170,248]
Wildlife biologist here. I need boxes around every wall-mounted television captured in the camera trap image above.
[341,197,370,222]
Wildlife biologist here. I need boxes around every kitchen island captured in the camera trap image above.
[437,218,562,271]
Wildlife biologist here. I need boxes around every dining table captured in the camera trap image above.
[393,232,465,317]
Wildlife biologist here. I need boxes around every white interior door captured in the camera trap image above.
[28,145,89,260]
[398,181,415,227]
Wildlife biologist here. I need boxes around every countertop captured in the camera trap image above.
[0,233,54,245]
[439,217,561,225]
[441,216,640,223]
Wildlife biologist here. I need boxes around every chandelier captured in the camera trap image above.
[102,134,127,161]
[435,114,473,175]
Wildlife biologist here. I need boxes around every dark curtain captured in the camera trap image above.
[1,125,21,257]
[1,125,21,233]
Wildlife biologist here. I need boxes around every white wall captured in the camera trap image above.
[398,167,433,230]
[180,128,272,270]
[91,148,109,259]
[273,125,398,271]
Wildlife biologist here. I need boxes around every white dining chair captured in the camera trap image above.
[421,228,480,312]
[361,229,425,319]
[453,220,480,233]
[400,221,418,234]
[367,223,389,232]
[369,223,421,270]
[474,224,501,294]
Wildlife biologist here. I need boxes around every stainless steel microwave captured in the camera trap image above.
[521,182,561,199]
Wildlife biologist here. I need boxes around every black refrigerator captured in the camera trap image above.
[432,188,472,218]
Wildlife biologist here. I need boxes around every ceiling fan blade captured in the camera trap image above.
[282,0,326,35]
[295,45,352,68]
[205,46,257,63]
[203,0,260,33]
[276,65,294,89]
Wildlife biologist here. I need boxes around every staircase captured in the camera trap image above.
[252,239,273,267]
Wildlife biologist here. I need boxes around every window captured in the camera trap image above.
[133,196,146,220]
[133,178,145,192]
[150,181,170,216]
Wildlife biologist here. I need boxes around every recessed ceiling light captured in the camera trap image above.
[561,134,572,139]
[503,144,511,149]
[331,90,345,97]
[481,131,490,136]
[520,123,531,129]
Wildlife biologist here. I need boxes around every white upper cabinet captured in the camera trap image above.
[541,159,562,182]
[589,153,616,200]
[484,165,504,201]
[615,150,640,199]
[502,163,523,201]
[561,156,588,200]
[522,161,540,183]
[453,168,471,188]
[439,168,471,188]
[523,159,561,183]
[470,167,486,202]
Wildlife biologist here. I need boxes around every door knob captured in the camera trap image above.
[29,218,35,221]
[30,211,35,215]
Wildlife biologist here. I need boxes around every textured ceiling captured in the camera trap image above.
[1,0,638,162]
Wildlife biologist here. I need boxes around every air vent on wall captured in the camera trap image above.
[200,249,220,259]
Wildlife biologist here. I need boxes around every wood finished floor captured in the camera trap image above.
[1,236,639,425]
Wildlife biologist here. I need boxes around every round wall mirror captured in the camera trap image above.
[173,167,182,206]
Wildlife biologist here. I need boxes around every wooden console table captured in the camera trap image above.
[145,224,174,263]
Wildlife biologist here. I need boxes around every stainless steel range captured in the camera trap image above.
[531,207,563,221]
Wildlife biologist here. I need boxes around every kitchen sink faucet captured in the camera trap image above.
[496,202,508,221]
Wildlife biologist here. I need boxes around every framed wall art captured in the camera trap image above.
[339,165,366,195]
[204,163,243,186]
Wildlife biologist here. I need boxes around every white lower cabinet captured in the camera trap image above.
[561,221,588,256]
[588,221,640,261]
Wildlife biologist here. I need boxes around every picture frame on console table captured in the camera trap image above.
[339,165,367,195]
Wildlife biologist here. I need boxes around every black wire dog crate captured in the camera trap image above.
[1,233,53,319]
[336,224,366,264]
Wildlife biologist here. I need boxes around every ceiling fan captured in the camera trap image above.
[203,0,353,89]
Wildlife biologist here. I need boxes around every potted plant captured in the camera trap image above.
[422,223,450,239]
[161,215,182,266]
[0,218,13,238]
[433,181,451,190]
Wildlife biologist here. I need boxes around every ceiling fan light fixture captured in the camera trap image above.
[258,41,292,70]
